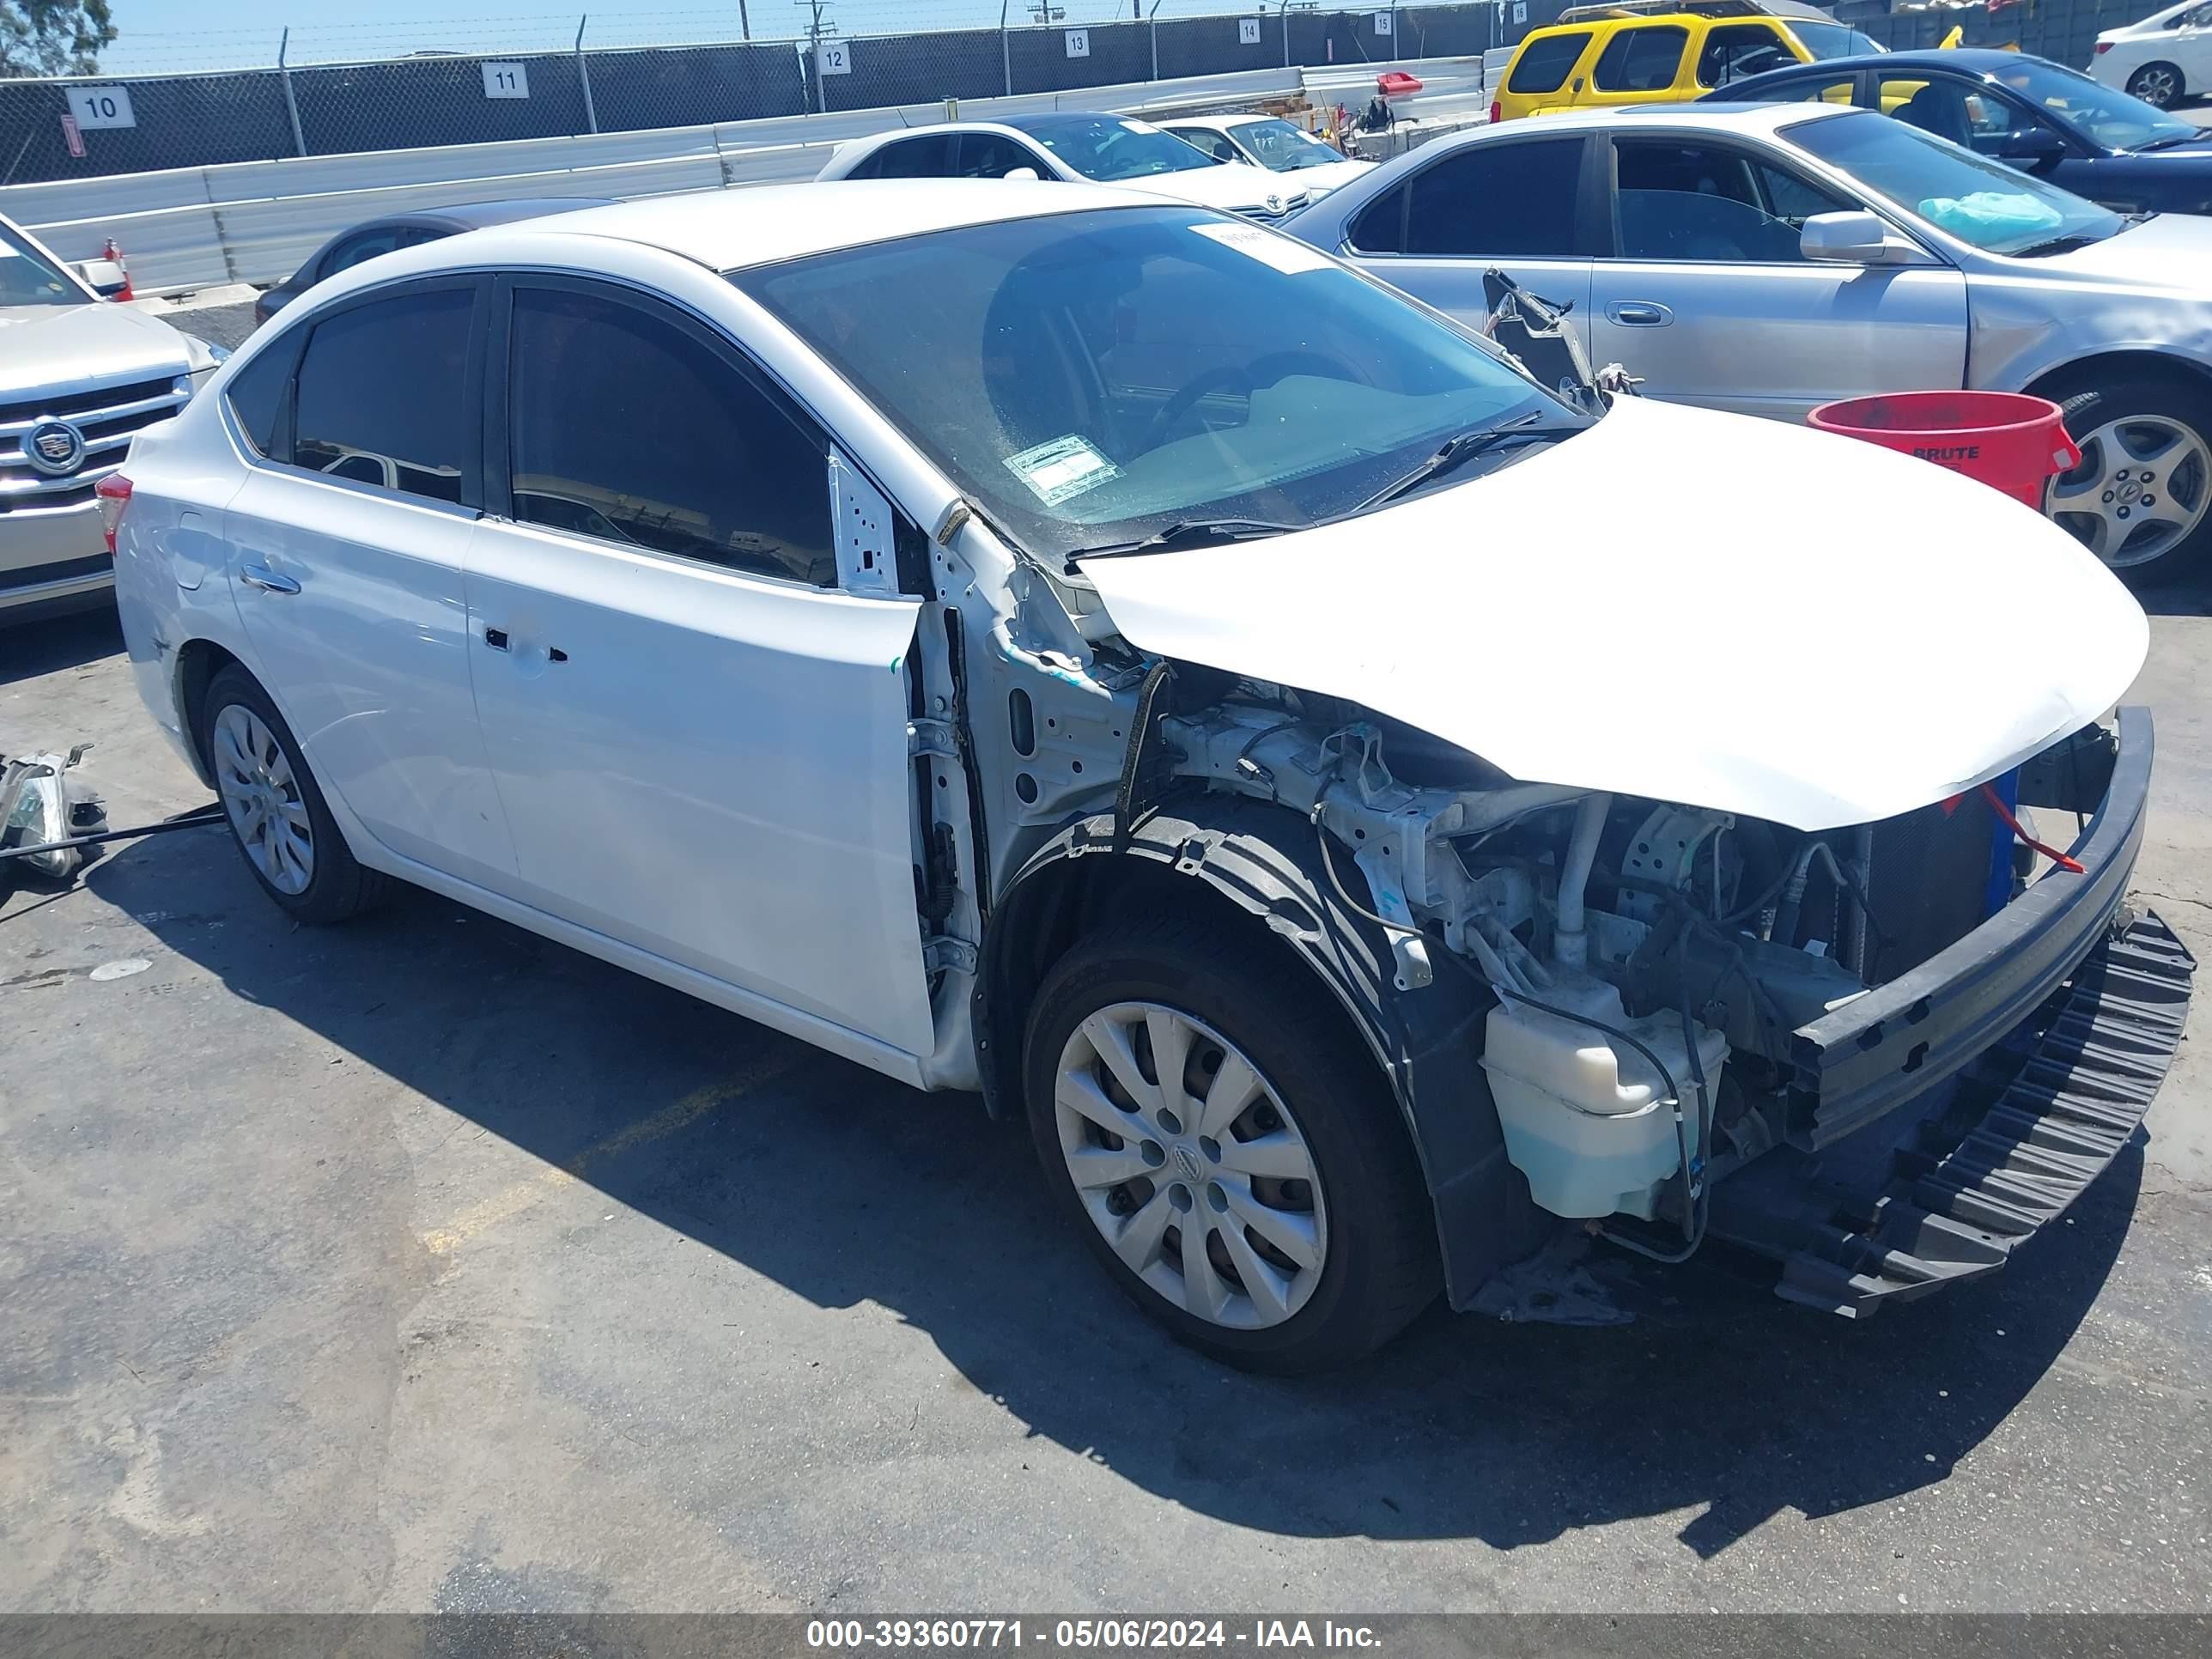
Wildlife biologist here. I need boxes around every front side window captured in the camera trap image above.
[1404,138,1586,257]
[0,219,83,307]
[1508,31,1593,95]
[1986,58,2195,149]
[735,207,1578,564]
[1789,109,2123,254]
[1010,116,1218,180]
[1784,21,1887,61]
[1593,26,1689,94]
[293,287,473,505]
[1613,139,1847,262]
[1170,127,1243,164]
[957,132,1046,178]
[328,228,405,275]
[505,287,836,587]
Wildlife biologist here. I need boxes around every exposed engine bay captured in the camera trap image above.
[1150,680,2118,1242]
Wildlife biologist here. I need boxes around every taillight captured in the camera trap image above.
[94,473,133,556]
[1490,100,1502,124]
[101,235,133,301]
[2094,41,2111,53]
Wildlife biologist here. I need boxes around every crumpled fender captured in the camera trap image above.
[976,797,1546,1309]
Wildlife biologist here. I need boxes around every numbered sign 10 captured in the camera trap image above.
[64,85,135,131]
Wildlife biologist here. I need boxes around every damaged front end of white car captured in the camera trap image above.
[966,396,2194,1352]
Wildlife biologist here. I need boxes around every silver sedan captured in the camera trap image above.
[1289,102,2212,582]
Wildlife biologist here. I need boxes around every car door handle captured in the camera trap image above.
[484,628,508,651]
[238,563,299,594]
[1606,301,1673,326]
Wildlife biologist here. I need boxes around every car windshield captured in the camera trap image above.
[0,221,84,307]
[1789,110,2124,254]
[1228,118,1345,172]
[1786,21,1887,60]
[733,207,1576,562]
[1012,115,1220,180]
[1987,58,2197,149]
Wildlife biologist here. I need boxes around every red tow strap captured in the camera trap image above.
[1978,781,2086,874]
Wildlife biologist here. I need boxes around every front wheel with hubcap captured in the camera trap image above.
[2128,62,2184,108]
[201,665,387,924]
[1024,916,1439,1372]
[2045,379,2212,583]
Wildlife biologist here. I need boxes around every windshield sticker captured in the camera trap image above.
[1005,434,1123,506]
[1188,222,1334,275]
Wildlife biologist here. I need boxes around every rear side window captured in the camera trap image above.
[1508,31,1594,95]
[293,287,474,505]
[224,343,292,459]
[1396,138,1585,257]
[856,134,957,179]
[1592,26,1689,93]
[1698,22,1793,88]
[505,287,836,587]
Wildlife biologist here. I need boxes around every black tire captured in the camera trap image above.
[1023,915,1440,1373]
[2043,374,2212,586]
[2127,62,2185,108]
[199,664,388,925]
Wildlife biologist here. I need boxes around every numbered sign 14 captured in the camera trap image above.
[1239,18,1261,45]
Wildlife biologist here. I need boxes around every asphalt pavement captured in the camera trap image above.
[2,576,2209,1614]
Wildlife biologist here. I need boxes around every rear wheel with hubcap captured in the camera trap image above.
[1024,915,1439,1372]
[2045,378,2212,583]
[2127,62,2184,108]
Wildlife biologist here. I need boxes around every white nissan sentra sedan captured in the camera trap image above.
[109,183,2190,1371]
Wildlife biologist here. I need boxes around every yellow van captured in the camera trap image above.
[1491,0,1891,124]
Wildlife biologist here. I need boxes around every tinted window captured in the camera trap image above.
[1507,31,1593,95]
[1011,115,1216,179]
[327,228,404,275]
[506,287,836,587]
[1740,75,1858,105]
[0,218,81,307]
[224,344,291,458]
[957,132,1044,177]
[859,135,957,178]
[1592,26,1688,93]
[1403,139,1584,256]
[1697,23,1791,88]
[293,287,473,505]
[1613,140,1844,261]
[1171,128,1242,164]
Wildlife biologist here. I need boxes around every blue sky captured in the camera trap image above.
[100,0,1273,74]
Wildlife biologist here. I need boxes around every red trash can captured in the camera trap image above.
[1808,390,2081,511]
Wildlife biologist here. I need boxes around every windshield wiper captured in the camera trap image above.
[1346,413,1574,515]
[2132,132,2205,151]
[1065,518,1302,567]
[2007,232,2106,258]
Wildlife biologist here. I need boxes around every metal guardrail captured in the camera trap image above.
[8,59,1501,295]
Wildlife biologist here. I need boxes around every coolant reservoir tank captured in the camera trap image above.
[1479,981,1729,1221]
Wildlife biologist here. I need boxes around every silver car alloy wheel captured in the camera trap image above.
[2130,64,2180,108]
[212,703,315,895]
[2048,413,2212,569]
[1054,1001,1328,1330]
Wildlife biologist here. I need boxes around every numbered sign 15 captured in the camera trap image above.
[1374,11,1394,34]
[64,85,135,131]
[482,62,530,99]
[1065,28,1091,58]
[817,40,852,76]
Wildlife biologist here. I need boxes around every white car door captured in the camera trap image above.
[1335,133,1599,364]
[1586,131,1969,420]
[221,275,519,887]
[462,276,935,1058]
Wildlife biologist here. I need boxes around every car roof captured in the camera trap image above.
[1465,100,1855,138]
[426,196,616,228]
[485,178,1147,271]
[1729,46,2042,79]
[1164,113,1267,130]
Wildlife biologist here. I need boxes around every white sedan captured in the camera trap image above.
[2089,0,2212,108]
[816,113,1312,222]
[106,179,2173,1371]
[1158,112,1376,201]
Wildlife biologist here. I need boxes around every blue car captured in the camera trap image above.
[1709,47,2212,216]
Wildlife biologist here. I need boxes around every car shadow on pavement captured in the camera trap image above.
[89,832,2134,1564]
[2134,571,2212,619]
[3,608,124,686]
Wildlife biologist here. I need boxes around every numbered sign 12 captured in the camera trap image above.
[64,85,135,131]
[482,62,530,99]
[817,39,852,76]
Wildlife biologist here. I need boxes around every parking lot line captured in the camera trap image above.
[419,1049,804,1256]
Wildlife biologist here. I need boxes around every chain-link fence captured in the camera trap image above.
[0,0,2178,186]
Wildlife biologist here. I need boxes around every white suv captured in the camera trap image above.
[109,182,2185,1370]
[2090,0,2212,107]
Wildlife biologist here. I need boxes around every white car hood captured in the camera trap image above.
[1079,397,2148,832]
[1271,157,1375,197]
[0,300,191,394]
[1111,161,1304,214]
